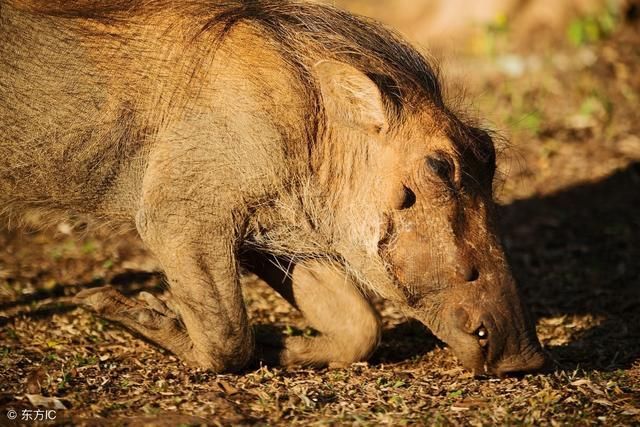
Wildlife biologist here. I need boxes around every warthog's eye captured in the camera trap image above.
[399,185,416,210]
[426,153,456,187]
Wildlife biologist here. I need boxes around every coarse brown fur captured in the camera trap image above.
[0,0,547,375]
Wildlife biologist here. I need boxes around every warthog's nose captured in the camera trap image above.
[451,306,548,376]
[457,265,479,282]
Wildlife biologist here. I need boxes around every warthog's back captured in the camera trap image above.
[0,1,306,221]
[0,2,162,217]
[0,0,441,223]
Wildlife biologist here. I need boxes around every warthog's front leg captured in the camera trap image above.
[77,208,254,372]
[249,256,381,368]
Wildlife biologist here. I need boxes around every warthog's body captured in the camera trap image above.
[0,0,546,375]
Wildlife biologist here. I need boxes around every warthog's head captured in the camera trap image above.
[314,61,547,376]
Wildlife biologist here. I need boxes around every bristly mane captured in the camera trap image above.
[10,0,444,119]
[200,0,444,117]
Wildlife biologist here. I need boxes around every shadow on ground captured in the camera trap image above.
[500,162,640,371]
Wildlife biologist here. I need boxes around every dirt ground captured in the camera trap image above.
[1,2,639,426]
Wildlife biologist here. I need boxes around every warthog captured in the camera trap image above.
[0,0,547,376]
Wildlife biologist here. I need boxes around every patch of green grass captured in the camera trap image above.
[45,352,59,362]
[50,247,64,260]
[56,372,71,392]
[392,379,407,388]
[567,4,618,46]
[104,402,128,412]
[388,395,405,408]
[74,354,98,367]
[375,376,408,391]
[448,389,464,399]
[329,370,347,382]
[82,240,98,254]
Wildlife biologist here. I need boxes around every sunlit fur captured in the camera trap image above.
[0,0,545,374]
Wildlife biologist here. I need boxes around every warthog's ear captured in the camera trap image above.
[314,60,387,133]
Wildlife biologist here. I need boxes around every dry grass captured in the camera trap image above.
[1,2,639,425]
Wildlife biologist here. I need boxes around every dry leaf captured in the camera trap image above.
[25,394,68,410]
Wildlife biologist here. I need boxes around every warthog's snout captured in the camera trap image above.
[493,350,549,378]
[448,305,549,377]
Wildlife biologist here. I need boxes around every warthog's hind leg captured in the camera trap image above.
[248,255,382,368]
[74,286,197,364]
